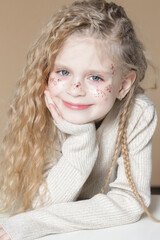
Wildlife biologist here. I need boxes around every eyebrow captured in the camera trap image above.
[54,63,71,71]
[54,63,113,76]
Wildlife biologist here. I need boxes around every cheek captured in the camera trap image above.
[88,84,113,101]
[48,77,67,96]
[48,77,58,88]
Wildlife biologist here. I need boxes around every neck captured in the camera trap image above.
[95,118,104,130]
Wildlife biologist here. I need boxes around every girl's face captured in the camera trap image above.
[47,35,123,124]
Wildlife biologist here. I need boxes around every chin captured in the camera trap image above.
[63,116,91,125]
[67,120,90,125]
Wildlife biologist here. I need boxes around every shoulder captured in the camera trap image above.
[129,93,157,126]
[134,93,156,111]
[127,93,157,149]
[98,93,157,138]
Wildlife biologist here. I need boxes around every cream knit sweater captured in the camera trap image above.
[0,94,157,240]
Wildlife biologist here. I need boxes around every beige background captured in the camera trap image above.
[0,0,160,185]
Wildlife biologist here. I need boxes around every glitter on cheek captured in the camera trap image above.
[49,77,65,88]
[104,84,112,93]
[49,77,58,87]
[89,84,112,99]
[91,88,107,98]
[111,64,115,75]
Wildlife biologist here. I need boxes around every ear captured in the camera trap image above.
[117,70,136,100]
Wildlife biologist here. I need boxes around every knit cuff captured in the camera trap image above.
[54,120,96,135]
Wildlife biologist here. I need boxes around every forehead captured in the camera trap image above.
[54,35,114,70]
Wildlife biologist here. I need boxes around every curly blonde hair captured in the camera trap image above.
[0,0,158,220]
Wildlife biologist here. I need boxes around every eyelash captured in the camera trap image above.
[90,75,103,82]
[57,70,70,76]
[56,70,104,82]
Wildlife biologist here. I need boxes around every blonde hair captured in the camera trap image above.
[0,0,158,221]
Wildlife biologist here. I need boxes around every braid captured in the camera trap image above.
[122,128,160,222]
[100,87,135,194]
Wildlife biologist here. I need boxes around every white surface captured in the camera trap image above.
[38,195,160,240]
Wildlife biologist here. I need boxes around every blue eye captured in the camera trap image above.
[90,75,102,82]
[59,70,70,76]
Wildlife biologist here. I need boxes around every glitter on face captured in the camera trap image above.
[74,82,81,88]
[111,64,115,75]
[49,77,63,87]
[94,89,106,98]
[91,83,112,98]
[71,81,83,91]
[104,84,112,93]
[49,77,57,86]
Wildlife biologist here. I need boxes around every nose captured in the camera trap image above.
[67,80,86,97]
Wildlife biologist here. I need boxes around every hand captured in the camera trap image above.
[44,90,64,124]
[0,226,11,240]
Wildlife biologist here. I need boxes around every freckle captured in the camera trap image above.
[111,64,115,75]
[50,78,54,83]
[94,89,106,98]
[49,77,59,87]
[105,85,112,93]
[49,78,56,86]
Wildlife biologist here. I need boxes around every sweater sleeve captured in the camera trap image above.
[33,120,98,207]
[0,101,157,240]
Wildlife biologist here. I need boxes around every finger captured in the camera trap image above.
[0,226,11,240]
[49,103,62,124]
[44,91,57,114]
[44,90,54,107]
[52,96,61,113]
[0,234,11,240]
[44,90,63,122]
[0,229,10,240]
[44,91,62,123]
[49,96,62,118]
[44,94,50,109]
[0,228,4,236]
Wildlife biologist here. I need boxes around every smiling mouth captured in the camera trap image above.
[62,100,93,110]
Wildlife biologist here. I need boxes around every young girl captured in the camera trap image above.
[0,0,159,239]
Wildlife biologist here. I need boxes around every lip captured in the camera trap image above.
[62,100,93,110]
